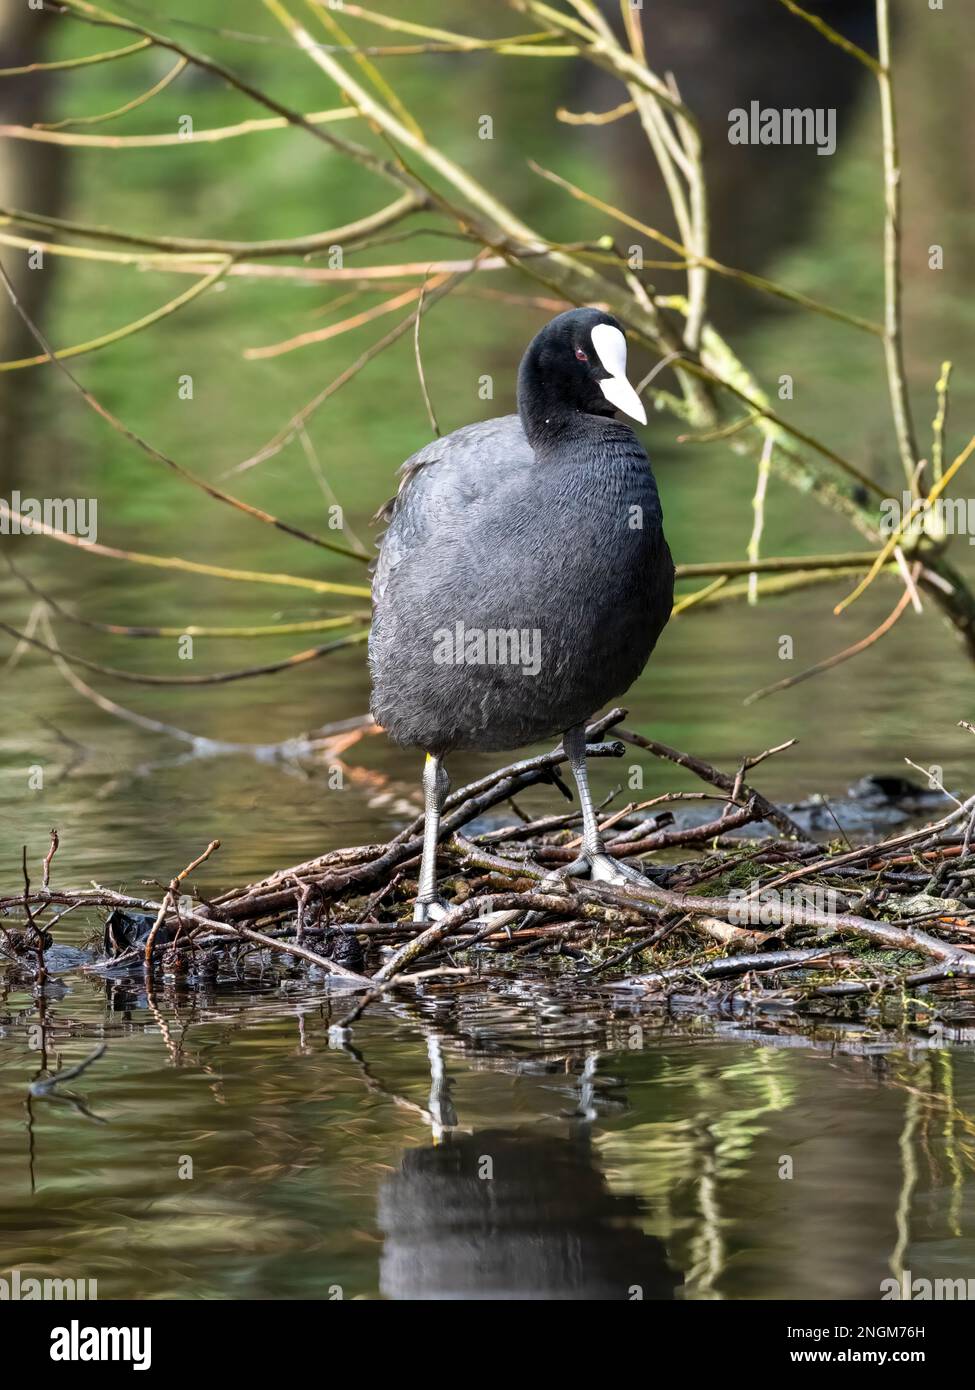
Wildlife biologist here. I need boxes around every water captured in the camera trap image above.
[3,968,975,1300]
[3,0,975,1300]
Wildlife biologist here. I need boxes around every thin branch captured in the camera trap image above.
[0,37,151,75]
[678,568,883,613]
[781,0,918,489]
[0,259,368,561]
[0,191,423,259]
[875,0,919,491]
[6,557,369,638]
[307,0,423,141]
[746,566,920,704]
[0,260,231,371]
[529,160,884,336]
[556,99,635,125]
[38,54,187,131]
[893,544,923,613]
[0,105,359,147]
[677,550,882,579]
[42,830,60,891]
[671,576,728,615]
[0,505,370,595]
[512,0,697,121]
[835,433,975,614]
[614,728,806,839]
[0,619,369,687]
[53,0,418,192]
[144,840,221,964]
[412,275,440,436]
[244,281,435,360]
[776,0,883,75]
[746,434,774,605]
[232,258,479,474]
[613,2,707,348]
[335,4,576,57]
[932,360,952,484]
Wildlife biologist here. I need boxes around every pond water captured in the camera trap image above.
[3,966,975,1300]
[2,0,975,1300]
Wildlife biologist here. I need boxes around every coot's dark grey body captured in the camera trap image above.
[368,307,675,921]
[370,413,672,753]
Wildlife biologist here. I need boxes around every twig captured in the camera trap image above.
[614,728,806,839]
[835,438,975,615]
[638,946,844,988]
[0,504,369,594]
[413,274,441,436]
[876,0,919,490]
[38,54,187,131]
[932,361,952,484]
[746,564,920,704]
[144,840,222,965]
[0,105,358,146]
[0,260,368,561]
[0,37,150,75]
[746,434,774,605]
[230,258,480,474]
[0,619,369,686]
[42,831,60,892]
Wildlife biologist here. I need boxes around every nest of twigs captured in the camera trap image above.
[4,708,975,1035]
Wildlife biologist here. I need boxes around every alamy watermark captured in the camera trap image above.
[0,1267,97,1300]
[881,490,975,544]
[882,1270,975,1300]
[726,881,841,925]
[728,102,836,156]
[0,491,98,543]
[50,1320,151,1371]
[433,622,541,677]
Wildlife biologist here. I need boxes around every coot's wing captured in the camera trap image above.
[371,415,528,605]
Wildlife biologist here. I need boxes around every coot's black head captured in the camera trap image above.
[516,307,646,448]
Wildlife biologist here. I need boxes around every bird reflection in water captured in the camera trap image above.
[377,1039,680,1301]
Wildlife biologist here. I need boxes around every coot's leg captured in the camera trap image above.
[414,752,450,923]
[563,724,656,888]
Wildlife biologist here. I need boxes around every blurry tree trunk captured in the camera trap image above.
[0,4,66,486]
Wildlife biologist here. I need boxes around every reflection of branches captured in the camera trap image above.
[28,1041,107,1095]
[5,606,382,810]
[27,1042,110,1124]
[890,1085,920,1281]
[0,614,369,686]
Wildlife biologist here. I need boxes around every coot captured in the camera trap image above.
[369,308,674,921]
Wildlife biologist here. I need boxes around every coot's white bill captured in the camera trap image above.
[591,322,647,426]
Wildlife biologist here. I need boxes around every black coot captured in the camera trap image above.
[369,307,674,921]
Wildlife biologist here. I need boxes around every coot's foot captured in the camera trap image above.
[540,852,654,892]
[413,895,450,925]
[520,852,652,931]
[589,853,655,889]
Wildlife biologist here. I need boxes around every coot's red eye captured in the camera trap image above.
[575,347,588,362]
